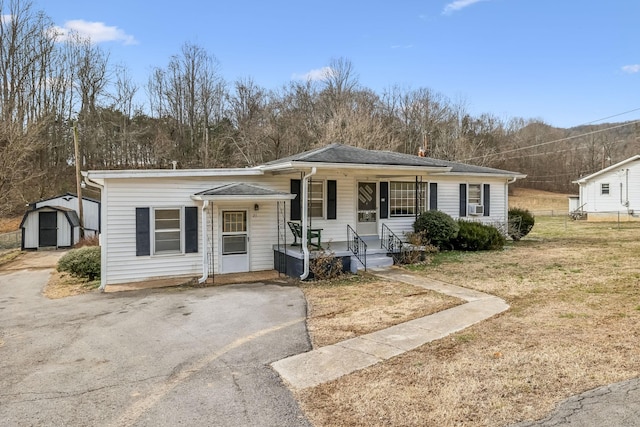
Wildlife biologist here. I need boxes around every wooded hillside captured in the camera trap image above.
[1,0,638,215]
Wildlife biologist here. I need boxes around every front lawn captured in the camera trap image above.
[297,216,640,426]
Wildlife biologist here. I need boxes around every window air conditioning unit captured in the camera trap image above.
[469,204,484,215]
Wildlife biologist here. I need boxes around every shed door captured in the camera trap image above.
[39,211,57,247]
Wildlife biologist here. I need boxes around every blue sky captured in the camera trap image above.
[37,0,640,128]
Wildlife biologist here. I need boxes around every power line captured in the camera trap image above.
[463,119,640,162]
[579,107,640,125]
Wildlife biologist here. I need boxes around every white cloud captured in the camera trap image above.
[1,14,12,24]
[52,20,137,45]
[292,66,334,82]
[621,64,640,74]
[443,0,487,15]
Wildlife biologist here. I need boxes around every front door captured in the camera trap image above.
[356,182,377,236]
[220,210,249,273]
[39,211,57,247]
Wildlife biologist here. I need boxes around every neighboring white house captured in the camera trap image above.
[83,143,526,290]
[573,155,640,221]
[21,193,101,250]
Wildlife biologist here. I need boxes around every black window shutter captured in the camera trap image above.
[185,206,198,253]
[483,184,490,216]
[290,179,301,221]
[327,180,337,220]
[379,182,389,219]
[459,184,467,217]
[136,207,150,256]
[429,183,438,211]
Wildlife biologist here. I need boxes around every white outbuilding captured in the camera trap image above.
[573,155,640,221]
[20,193,101,250]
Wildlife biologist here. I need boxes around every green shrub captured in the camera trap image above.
[413,210,459,250]
[57,246,101,280]
[452,221,506,251]
[508,208,535,241]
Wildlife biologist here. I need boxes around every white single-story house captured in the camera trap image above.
[573,155,640,221]
[83,143,525,290]
[21,193,101,250]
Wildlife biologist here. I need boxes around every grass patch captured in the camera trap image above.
[0,249,21,267]
[297,216,640,427]
[301,273,463,347]
[44,271,99,299]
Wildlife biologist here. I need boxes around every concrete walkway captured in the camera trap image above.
[272,268,509,390]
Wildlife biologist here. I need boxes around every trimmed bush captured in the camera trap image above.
[452,221,506,251]
[508,208,535,241]
[413,210,459,250]
[57,246,101,280]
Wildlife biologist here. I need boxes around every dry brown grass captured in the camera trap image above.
[43,270,99,299]
[0,249,21,267]
[509,187,571,213]
[301,275,462,347]
[0,216,21,233]
[297,217,640,427]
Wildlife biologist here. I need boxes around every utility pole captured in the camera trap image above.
[73,122,85,239]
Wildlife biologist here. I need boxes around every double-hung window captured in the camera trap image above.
[601,183,610,195]
[309,180,324,218]
[468,184,482,206]
[389,182,427,216]
[136,206,197,256]
[154,208,181,254]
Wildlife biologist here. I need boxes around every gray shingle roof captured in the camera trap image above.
[426,157,522,175]
[264,143,521,175]
[264,143,447,167]
[195,183,290,197]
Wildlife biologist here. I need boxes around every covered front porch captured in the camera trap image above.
[273,236,398,279]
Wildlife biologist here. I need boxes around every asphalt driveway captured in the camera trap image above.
[0,268,311,426]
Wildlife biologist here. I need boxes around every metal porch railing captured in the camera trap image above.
[347,225,367,271]
[381,223,403,261]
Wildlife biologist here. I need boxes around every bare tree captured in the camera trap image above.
[0,0,57,214]
[146,42,225,167]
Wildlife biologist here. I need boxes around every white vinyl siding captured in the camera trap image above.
[98,169,513,286]
[102,176,287,285]
[581,166,640,213]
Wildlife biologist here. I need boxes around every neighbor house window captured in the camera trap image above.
[389,182,427,216]
[154,208,181,254]
[601,183,610,195]
[309,180,324,218]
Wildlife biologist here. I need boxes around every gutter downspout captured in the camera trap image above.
[82,174,107,292]
[300,167,317,280]
[198,200,209,284]
[505,177,517,233]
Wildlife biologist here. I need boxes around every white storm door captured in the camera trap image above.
[220,210,249,273]
[356,182,378,236]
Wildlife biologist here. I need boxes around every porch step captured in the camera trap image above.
[350,253,394,273]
